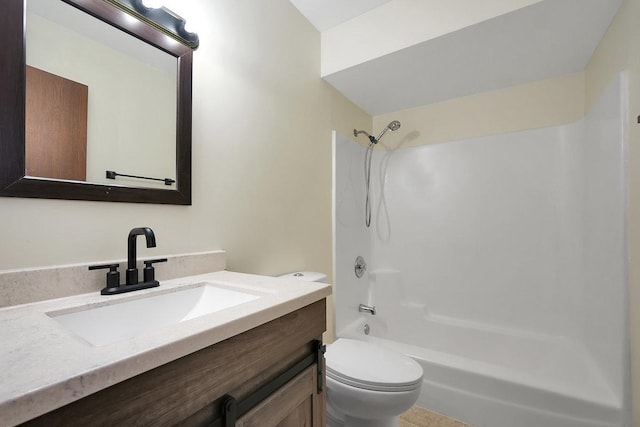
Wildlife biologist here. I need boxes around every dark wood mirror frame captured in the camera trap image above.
[0,0,193,205]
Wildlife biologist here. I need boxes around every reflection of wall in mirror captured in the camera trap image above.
[26,8,177,189]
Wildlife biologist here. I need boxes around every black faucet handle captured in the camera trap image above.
[143,258,168,283]
[88,263,121,288]
[144,258,168,267]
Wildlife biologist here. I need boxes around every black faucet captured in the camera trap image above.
[89,227,167,295]
[126,227,157,285]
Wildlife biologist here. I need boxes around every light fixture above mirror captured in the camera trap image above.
[105,0,199,49]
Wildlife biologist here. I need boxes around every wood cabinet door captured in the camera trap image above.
[236,365,325,427]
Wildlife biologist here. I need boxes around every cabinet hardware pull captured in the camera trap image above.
[213,340,323,426]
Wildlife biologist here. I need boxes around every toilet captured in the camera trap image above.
[325,338,423,427]
[278,272,424,427]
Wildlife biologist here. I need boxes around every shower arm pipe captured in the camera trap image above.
[354,129,372,138]
[354,129,378,144]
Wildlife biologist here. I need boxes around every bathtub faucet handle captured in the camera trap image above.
[358,303,376,315]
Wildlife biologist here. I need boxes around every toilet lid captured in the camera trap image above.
[325,338,423,392]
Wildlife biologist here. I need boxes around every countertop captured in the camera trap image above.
[0,271,331,426]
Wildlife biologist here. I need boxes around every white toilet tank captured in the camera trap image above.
[278,271,327,283]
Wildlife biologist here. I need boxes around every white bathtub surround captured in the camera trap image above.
[0,270,331,426]
[332,74,629,427]
[0,250,227,308]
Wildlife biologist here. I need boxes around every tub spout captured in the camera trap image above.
[359,304,376,315]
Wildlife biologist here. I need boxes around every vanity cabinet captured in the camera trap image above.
[21,300,326,427]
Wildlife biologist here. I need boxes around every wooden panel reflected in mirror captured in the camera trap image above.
[0,0,195,205]
[26,66,88,182]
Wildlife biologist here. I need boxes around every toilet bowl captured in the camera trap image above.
[277,272,423,427]
[325,338,423,427]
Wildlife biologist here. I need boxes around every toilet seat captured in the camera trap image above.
[325,338,423,392]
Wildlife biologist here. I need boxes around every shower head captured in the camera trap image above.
[387,120,401,131]
[375,120,401,143]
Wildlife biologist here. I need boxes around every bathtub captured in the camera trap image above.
[338,308,624,427]
[331,75,630,426]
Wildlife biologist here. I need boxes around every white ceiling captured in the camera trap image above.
[289,0,623,116]
[289,0,392,32]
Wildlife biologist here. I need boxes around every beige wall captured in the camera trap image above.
[1,0,371,344]
[587,0,640,425]
[373,71,585,149]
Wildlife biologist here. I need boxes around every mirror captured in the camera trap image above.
[0,0,195,204]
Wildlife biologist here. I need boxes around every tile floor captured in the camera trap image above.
[399,406,472,427]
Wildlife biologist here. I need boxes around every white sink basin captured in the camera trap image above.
[47,283,260,346]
